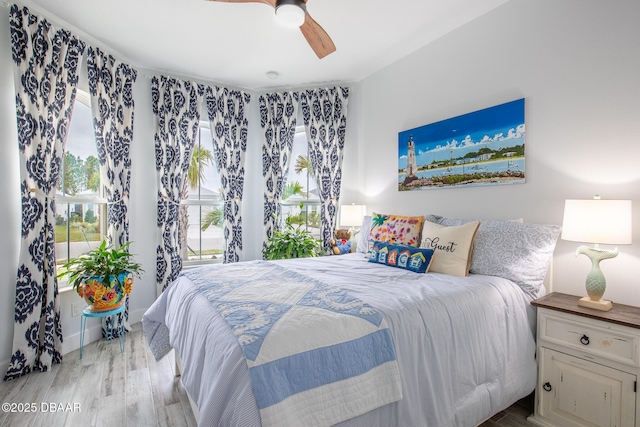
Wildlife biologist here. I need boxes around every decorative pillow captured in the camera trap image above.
[357,215,372,254]
[368,241,435,274]
[420,220,480,276]
[429,216,561,297]
[367,213,424,255]
[425,214,523,224]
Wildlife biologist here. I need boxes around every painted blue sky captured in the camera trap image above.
[398,99,525,166]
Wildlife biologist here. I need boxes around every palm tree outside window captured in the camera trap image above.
[280,127,321,237]
[180,121,225,265]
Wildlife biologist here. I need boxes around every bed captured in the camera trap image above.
[142,215,561,427]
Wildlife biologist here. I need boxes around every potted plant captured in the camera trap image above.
[263,221,323,260]
[58,240,144,311]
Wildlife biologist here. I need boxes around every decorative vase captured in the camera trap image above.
[77,273,134,311]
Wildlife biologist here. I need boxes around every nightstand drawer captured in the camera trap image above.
[539,311,640,366]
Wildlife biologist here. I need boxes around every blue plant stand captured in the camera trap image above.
[79,303,125,359]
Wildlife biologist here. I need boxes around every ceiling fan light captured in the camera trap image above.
[275,1,306,28]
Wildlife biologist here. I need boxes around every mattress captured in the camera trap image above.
[143,253,537,427]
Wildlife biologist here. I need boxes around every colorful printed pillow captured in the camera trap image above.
[367,213,424,255]
[427,215,561,296]
[368,241,435,274]
[420,220,480,276]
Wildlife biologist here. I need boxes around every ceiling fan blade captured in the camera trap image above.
[299,12,336,59]
[207,0,276,7]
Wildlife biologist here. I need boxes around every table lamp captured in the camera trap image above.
[561,196,632,311]
[339,204,367,253]
[340,204,366,231]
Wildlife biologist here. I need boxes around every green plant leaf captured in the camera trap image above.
[57,240,144,291]
[263,223,322,260]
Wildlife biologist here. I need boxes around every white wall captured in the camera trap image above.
[344,0,640,305]
[0,4,22,376]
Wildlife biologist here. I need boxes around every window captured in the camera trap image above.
[180,121,224,265]
[280,127,321,238]
[56,90,107,285]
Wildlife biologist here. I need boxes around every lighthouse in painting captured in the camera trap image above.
[406,135,417,178]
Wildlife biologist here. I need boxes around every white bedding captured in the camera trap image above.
[142,253,538,427]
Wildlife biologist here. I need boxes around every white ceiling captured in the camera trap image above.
[25,0,510,91]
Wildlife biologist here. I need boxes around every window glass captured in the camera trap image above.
[56,90,107,275]
[280,128,321,238]
[180,123,224,264]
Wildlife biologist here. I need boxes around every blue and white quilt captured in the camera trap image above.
[180,260,402,427]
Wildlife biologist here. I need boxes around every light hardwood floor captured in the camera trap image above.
[0,322,536,427]
[479,393,537,427]
[0,322,196,427]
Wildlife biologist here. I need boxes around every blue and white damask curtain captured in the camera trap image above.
[153,76,203,295]
[300,87,350,249]
[205,86,251,263]
[5,5,85,380]
[259,92,299,253]
[87,46,137,333]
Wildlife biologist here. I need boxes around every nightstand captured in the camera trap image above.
[528,292,640,427]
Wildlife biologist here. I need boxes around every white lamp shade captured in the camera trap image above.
[275,4,305,28]
[340,204,367,228]
[561,199,632,245]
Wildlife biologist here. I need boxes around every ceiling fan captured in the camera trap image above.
[207,0,336,59]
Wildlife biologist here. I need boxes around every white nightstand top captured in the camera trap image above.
[532,292,640,330]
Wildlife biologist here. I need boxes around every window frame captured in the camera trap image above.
[56,89,108,292]
[278,126,321,236]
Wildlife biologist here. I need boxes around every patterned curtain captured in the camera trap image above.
[5,5,85,380]
[205,86,251,263]
[259,92,299,253]
[300,87,350,249]
[153,76,203,295]
[87,46,137,334]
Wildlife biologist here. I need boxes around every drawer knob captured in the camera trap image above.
[580,335,590,345]
[543,382,552,392]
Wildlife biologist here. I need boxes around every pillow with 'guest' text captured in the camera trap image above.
[420,220,480,276]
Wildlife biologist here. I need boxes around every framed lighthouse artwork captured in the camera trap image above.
[398,99,525,191]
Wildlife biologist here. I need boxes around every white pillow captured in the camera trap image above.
[428,216,561,297]
[356,215,372,253]
[420,220,480,276]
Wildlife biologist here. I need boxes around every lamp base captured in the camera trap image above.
[578,296,613,311]
[348,227,360,253]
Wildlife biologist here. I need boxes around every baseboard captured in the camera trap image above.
[62,307,147,355]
